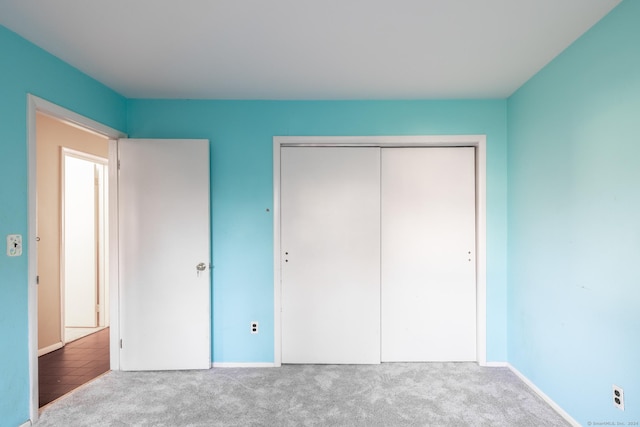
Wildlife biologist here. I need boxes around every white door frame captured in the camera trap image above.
[27,94,126,423]
[273,135,487,367]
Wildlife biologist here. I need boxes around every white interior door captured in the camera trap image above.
[281,147,381,364]
[118,139,211,371]
[381,147,476,361]
[63,155,98,328]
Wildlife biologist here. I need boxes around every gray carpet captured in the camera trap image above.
[36,363,570,426]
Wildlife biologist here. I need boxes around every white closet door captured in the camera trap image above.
[281,147,380,364]
[381,147,476,362]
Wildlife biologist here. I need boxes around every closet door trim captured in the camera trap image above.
[273,135,487,366]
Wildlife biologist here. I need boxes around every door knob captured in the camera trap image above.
[196,262,208,278]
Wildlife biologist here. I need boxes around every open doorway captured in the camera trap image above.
[36,112,110,407]
[27,95,126,422]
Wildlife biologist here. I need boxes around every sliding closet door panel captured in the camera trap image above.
[281,147,380,364]
[381,147,476,362]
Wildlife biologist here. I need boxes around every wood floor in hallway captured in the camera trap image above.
[38,327,110,407]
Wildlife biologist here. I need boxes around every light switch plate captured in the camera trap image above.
[7,234,22,257]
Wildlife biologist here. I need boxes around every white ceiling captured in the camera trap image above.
[0,0,621,99]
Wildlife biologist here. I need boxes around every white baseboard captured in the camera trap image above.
[212,362,278,368]
[480,361,508,367]
[19,420,32,427]
[38,342,63,357]
[507,364,580,427]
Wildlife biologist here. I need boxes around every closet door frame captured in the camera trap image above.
[272,135,487,366]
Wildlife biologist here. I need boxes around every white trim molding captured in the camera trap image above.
[273,135,487,366]
[481,361,508,368]
[507,364,580,427]
[212,363,278,368]
[27,94,126,424]
[37,342,63,357]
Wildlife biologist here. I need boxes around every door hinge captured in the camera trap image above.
[36,275,39,285]
[117,159,121,170]
[120,339,123,349]
[96,304,100,313]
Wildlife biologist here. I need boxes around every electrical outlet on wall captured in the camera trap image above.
[7,234,22,257]
[251,321,259,334]
[613,384,625,410]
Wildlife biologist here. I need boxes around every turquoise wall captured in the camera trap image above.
[126,99,509,364]
[507,0,640,424]
[0,26,126,427]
